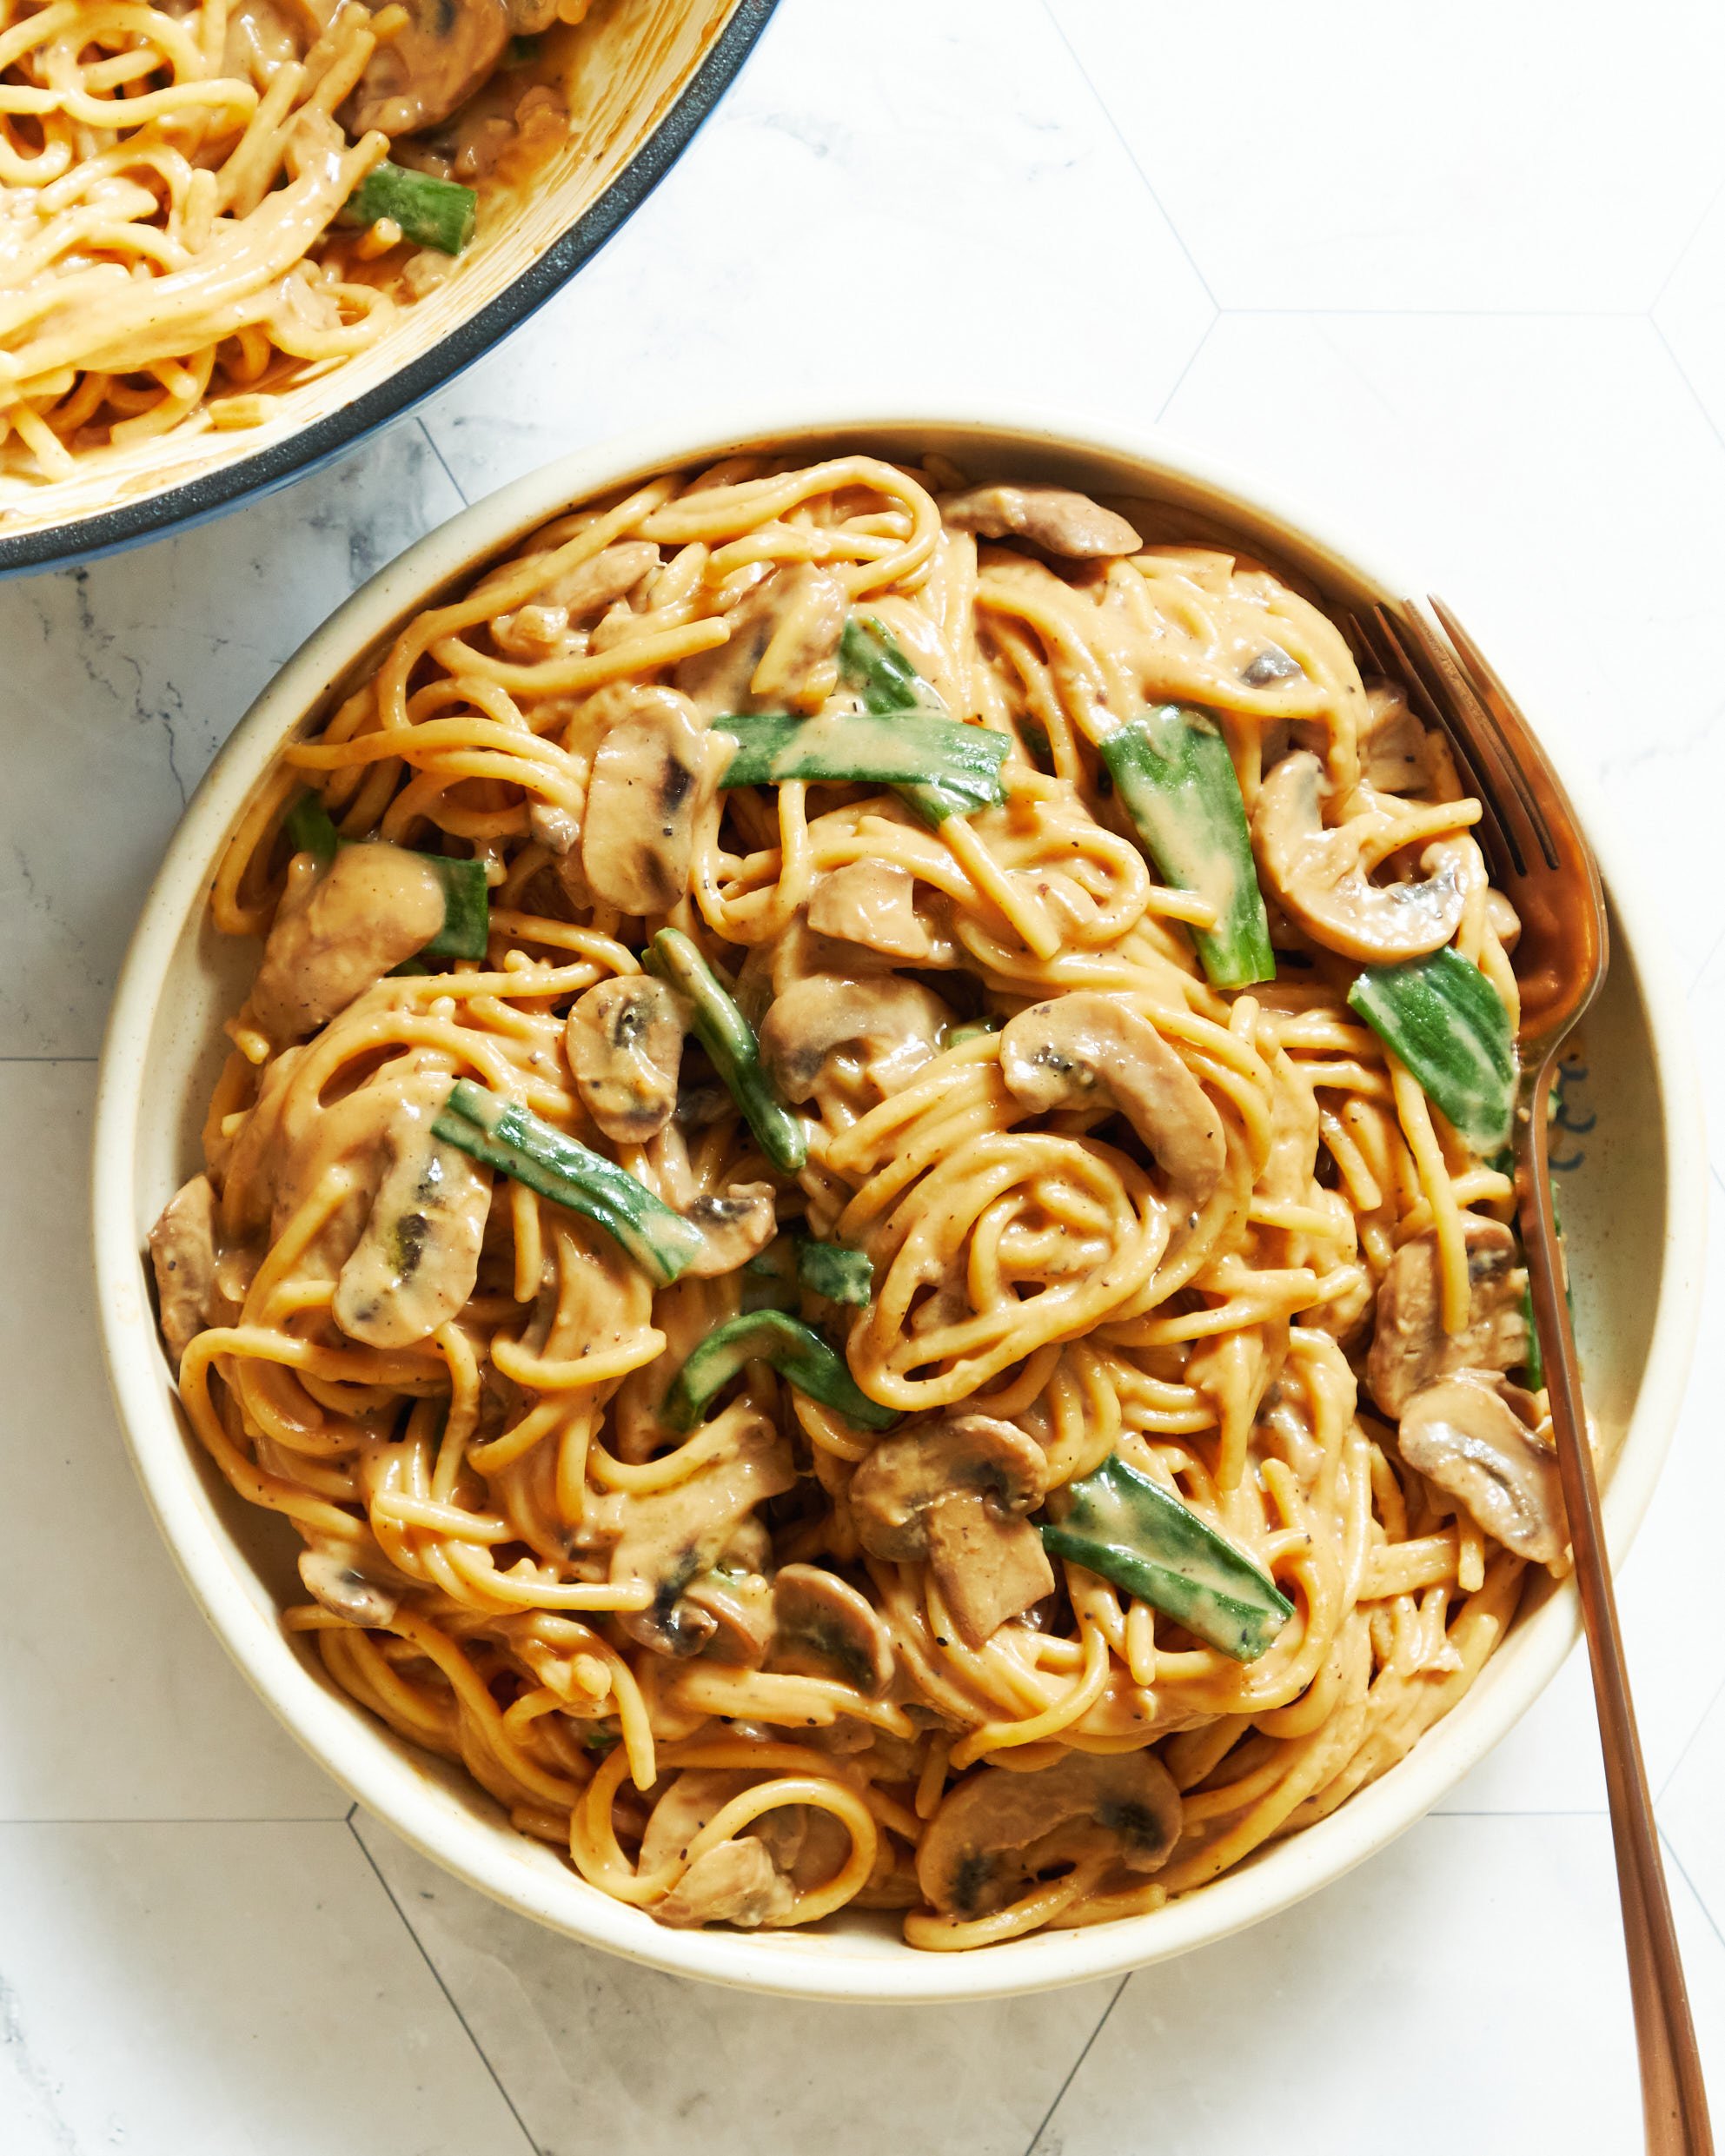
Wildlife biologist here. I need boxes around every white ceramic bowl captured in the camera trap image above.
[92,407,1707,2002]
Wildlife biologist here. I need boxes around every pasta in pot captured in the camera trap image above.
[149,447,1566,1948]
[0,0,594,494]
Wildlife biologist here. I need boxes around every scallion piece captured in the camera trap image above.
[1347,945,1517,1154]
[340,161,476,255]
[1041,1452,1293,1663]
[432,1079,704,1286]
[282,793,491,965]
[284,790,341,865]
[661,1310,898,1433]
[644,927,807,1174]
[796,1238,873,1305]
[419,856,490,960]
[839,614,930,716]
[946,1015,1002,1047]
[829,613,997,826]
[718,713,1008,823]
[1099,706,1274,989]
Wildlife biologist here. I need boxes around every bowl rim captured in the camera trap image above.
[0,0,779,581]
[91,400,1708,2002]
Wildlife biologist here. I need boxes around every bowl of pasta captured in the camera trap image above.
[93,407,1704,2000]
[0,0,773,573]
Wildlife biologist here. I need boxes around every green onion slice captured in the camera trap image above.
[1041,1452,1294,1663]
[433,1079,703,1286]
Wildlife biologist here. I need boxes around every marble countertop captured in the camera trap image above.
[3,2,1724,2147]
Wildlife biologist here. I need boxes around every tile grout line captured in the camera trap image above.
[417,415,472,509]
[0,1056,98,1065]
[1037,0,1220,312]
[1021,1971,1131,2156]
[1653,1668,1725,1807]
[1658,1826,1725,1958]
[1648,171,1725,318]
[1154,312,1218,425]
[1646,314,1725,461]
[347,1814,542,2155]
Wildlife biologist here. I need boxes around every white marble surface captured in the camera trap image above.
[2,1,1722,2147]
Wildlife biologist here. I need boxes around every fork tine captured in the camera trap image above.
[1344,603,1523,879]
[1425,597,1562,872]
[1384,601,1558,876]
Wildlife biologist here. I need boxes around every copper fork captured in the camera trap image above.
[1341,597,1713,2155]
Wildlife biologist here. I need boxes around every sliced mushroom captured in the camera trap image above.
[850,1415,1053,1649]
[566,975,684,1143]
[640,1768,755,1873]
[681,1183,777,1278]
[772,1564,894,1697]
[654,1836,796,1929]
[297,1545,400,1629]
[1359,680,1435,794]
[806,859,932,961]
[1251,750,1464,964]
[999,993,1224,1217]
[344,0,511,136]
[586,1418,796,1655]
[536,539,659,620]
[673,564,847,717]
[758,974,948,1107]
[917,1750,1181,1920]
[331,1091,492,1349]
[148,1172,219,1366]
[1366,1216,1528,1418]
[252,844,448,1042]
[1397,1370,1566,1567]
[581,687,715,917]
[1242,643,1304,687]
[528,800,581,855]
[940,482,1142,560]
[683,1570,775,1667]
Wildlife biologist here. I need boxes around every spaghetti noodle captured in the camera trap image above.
[148,448,1569,1949]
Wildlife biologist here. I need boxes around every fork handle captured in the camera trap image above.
[1521,1060,1714,2155]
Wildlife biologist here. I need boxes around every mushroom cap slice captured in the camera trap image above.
[1367,1216,1528,1417]
[296,1546,400,1629]
[680,1183,778,1278]
[772,1563,895,1697]
[148,1171,219,1366]
[252,844,447,1042]
[940,483,1142,560]
[923,1498,1055,1650]
[1251,750,1465,964]
[917,1751,1181,1919]
[849,1415,1049,1562]
[1397,1371,1566,1567]
[654,1837,795,1929]
[680,1570,775,1667]
[344,0,512,137]
[639,1768,755,1874]
[673,563,848,717]
[328,1078,491,1345]
[806,859,932,960]
[567,975,686,1144]
[999,992,1224,1217]
[581,687,716,918]
[758,973,948,1105]
[850,1416,1053,1649]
